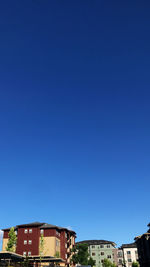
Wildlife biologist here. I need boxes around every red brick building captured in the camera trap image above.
[2,222,76,266]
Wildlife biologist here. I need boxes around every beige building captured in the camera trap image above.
[120,243,138,267]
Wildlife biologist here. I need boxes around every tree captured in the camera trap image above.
[54,251,60,258]
[71,243,95,266]
[102,259,117,267]
[6,227,17,252]
[39,233,45,265]
[88,256,96,267]
[132,262,139,267]
[22,256,30,267]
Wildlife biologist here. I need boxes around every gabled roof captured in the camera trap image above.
[76,240,116,247]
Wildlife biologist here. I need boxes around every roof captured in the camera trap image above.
[28,255,65,263]
[17,222,45,228]
[135,232,150,241]
[76,240,116,247]
[121,243,137,248]
[2,222,76,235]
[40,223,76,234]
[0,251,24,262]
[0,252,65,263]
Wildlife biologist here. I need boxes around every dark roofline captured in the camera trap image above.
[2,222,44,231]
[76,240,116,246]
[121,243,137,248]
[40,223,76,234]
[17,222,45,228]
[2,222,76,235]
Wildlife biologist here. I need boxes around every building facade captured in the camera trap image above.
[2,222,76,266]
[118,243,138,267]
[76,240,116,267]
[116,248,124,267]
[135,223,150,267]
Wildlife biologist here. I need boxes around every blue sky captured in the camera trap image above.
[0,0,150,248]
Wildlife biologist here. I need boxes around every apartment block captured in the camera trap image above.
[120,243,138,267]
[76,240,116,267]
[2,222,76,266]
[135,223,150,267]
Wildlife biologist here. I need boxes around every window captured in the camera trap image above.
[100,245,104,248]
[24,240,27,245]
[28,240,32,245]
[56,240,60,247]
[127,251,131,254]
[29,229,32,233]
[24,229,28,233]
[118,252,122,257]
[107,245,110,248]
[28,252,31,256]
[92,253,95,256]
[56,230,60,236]
[107,255,111,259]
[119,259,122,264]
[92,245,95,248]
[128,259,132,262]
[101,252,104,256]
[101,260,104,263]
[40,229,44,234]
[23,252,26,256]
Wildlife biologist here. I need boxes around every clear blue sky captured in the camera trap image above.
[0,0,150,248]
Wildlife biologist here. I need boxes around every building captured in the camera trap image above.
[119,243,138,267]
[76,240,116,267]
[135,223,150,267]
[2,222,76,266]
[116,248,124,267]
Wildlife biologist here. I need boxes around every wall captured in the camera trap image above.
[123,247,138,267]
[89,244,115,267]
[16,226,40,256]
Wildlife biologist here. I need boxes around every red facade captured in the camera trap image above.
[60,230,67,260]
[2,222,76,264]
[16,226,40,256]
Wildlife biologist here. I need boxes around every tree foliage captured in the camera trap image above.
[88,256,96,267]
[22,256,31,267]
[102,259,117,267]
[39,233,45,262]
[54,251,60,258]
[71,243,95,267]
[6,227,17,252]
[132,262,139,267]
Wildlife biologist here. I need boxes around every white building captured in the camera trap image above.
[121,243,138,267]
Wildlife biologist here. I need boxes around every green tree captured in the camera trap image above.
[102,259,117,267]
[88,256,96,267]
[22,256,30,267]
[39,233,45,265]
[6,227,17,252]
[54,251,60,258]
[132,262,139,267]
[71,243,95,266]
